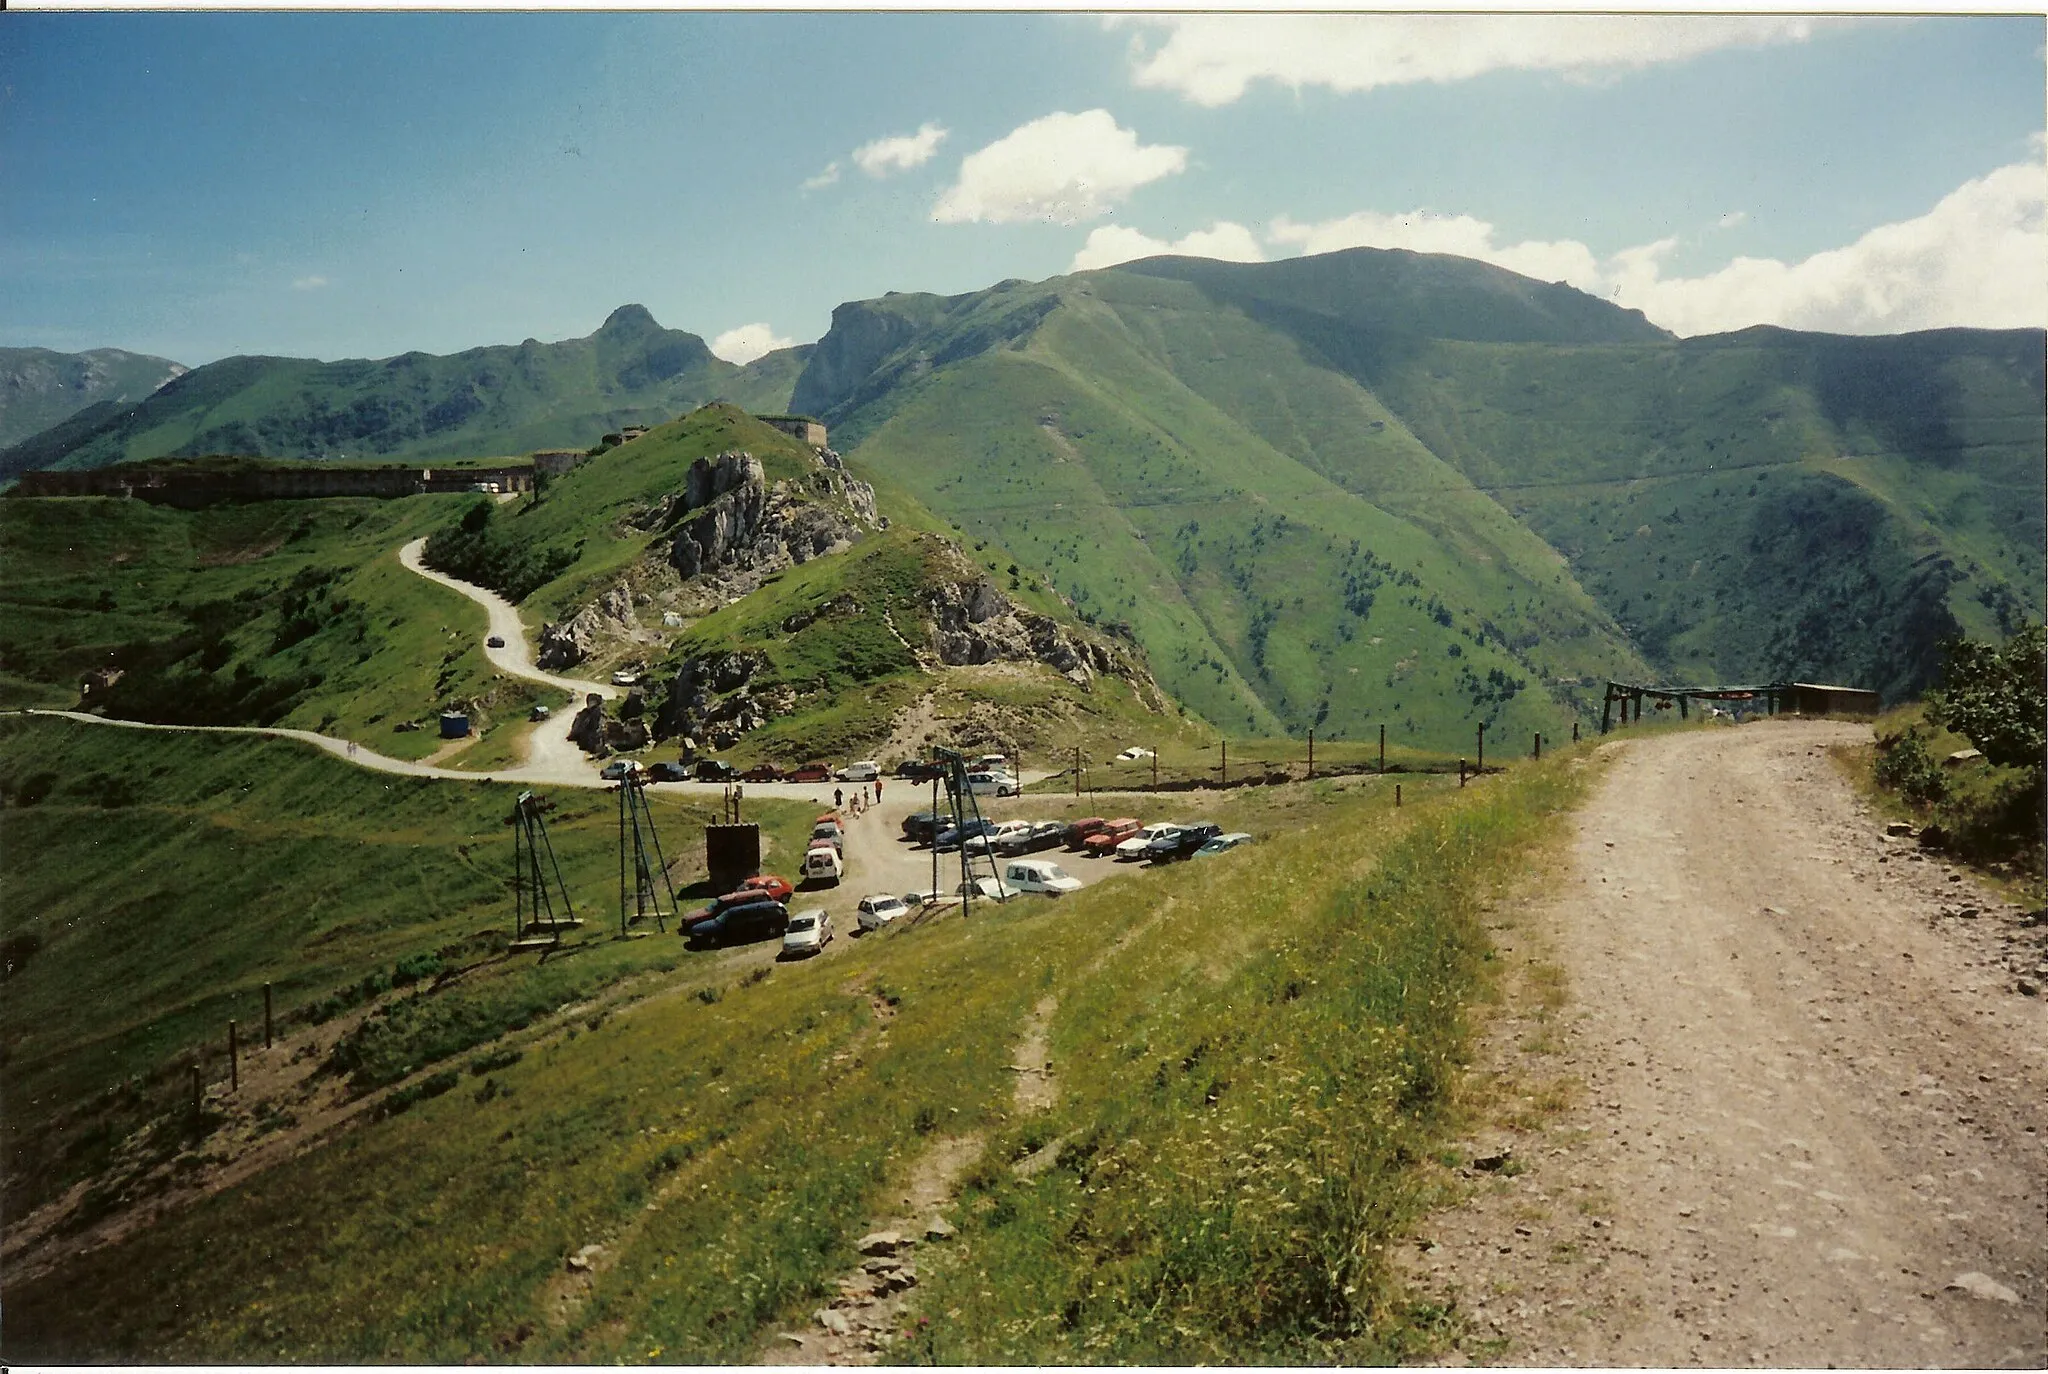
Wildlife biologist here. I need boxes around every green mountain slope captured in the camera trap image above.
[796,250,2043,729]
[800,265,1653,750]
[0,307,793,479]
[0,347,187,450]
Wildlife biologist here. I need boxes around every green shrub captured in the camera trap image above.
[1874,728,1947,806]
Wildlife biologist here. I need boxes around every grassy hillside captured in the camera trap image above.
[0,493,534,756]
[6,737,1586,1363]
[1357,328,2045,698]
[0,347,187,450]
[798,250,2042,723]
[810,271,1649,751]
[0,714,820,1229]
[0,306,748,478]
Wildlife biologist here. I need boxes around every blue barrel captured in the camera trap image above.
[439,711,471,739]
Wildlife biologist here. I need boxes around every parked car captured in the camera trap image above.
[486,635,506,648]
[802,845,844,885]
[966,770,1019,797]
[646,761,690,782]
[1082,818,1142,856]
[901,810,943,844]
[998,820,1067,856]
[963,819,1034,856]
[1194,831,1253,857]
[691,883,787,926]
[1002,859,1083,895]
[1115,746,1155,762]
[1118,822,1180,861]
[895,760,945,783]
[694,759,738,782]
[737,873,795,904]
[600,759,642,782]
[739,763,784,783]
[1063,817,1108,849]
[936,817,1001,851]
[974,753,1012,773]
[1154,822,1223,862]
[685,899,787,948]
[857,893,910,931]
[837,759,880,782]
[610,669,642,687]
[529,705,551,722]
[808,822,844,854]
[786,761,832,783]
[780,908,833,958]
[955,876,1014,904]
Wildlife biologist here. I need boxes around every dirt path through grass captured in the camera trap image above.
[1404,720,2046,1367]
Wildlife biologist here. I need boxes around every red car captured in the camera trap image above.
[740,873,794,904]
[1081,818,1141,856]
[786,761,832,783]
[739,763,784,783]
[1063,817,1108,849]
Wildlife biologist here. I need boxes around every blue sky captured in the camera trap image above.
[3,12,2041,366]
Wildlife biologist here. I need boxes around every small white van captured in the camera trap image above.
[1003,859,1083,895]
[837,760,880,781]
[802,845,844,885]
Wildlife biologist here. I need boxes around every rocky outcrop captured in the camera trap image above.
[661,449,881,605]
[651,649,797,750]
[567,693,610,754]
[537,583,637,670]
[923,574,1138,690]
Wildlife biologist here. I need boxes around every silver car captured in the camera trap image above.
[781,908,832,957]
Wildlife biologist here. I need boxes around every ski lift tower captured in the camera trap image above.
[507,791,580,951]
[931,745,1005,916]
[615,764,679,934]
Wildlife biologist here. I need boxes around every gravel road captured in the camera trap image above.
[1406,719,2046,1367]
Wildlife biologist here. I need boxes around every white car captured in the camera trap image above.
[610,669,642,687]
[963,819,1034,856]
[781,908,832,957]
[857,893,910,931]
[974,753,1011,773]
[600,759,642,781]
[955,876,1014,903]
[1115,746,1155,762]
[802,845,843,885]
[1116,822,1179,860]
[836,760,880,782]
[1002,859,1083,895]
[966,770,1019,797]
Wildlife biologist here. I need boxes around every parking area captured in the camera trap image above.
[684,782,1219,962]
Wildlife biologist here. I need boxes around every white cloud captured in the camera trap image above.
[1120,14,1824,106]
[710,322,794,366]
[1613,160,2048,335]
[1717,210,1750,230]
[932,110,1187,226]
[1262,157,2048,336]
[801,162,842,192]
[291,275,329,290]
[853,123,948,178]
[1072,221,1266,271]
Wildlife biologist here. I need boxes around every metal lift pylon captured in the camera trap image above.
[508,791,581,952]
[931,745,1006,916]
[616,767,679,935]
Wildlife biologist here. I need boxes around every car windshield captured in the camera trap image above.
[787,916,815,932]
[1044,866,1072,881]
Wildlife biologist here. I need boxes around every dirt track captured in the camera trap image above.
[1409,720,2046,1367]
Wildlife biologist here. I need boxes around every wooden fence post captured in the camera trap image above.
[1459,759,1467,787]
[1307,728,1314,780]
[1395,783,1402,808]
[1533,732,1542,760]
[190,1064,202,1129]
[1379,723,1386,774]
[228,1020,239,1093]
[1477,724,1485,775]
[264,982,274,1049]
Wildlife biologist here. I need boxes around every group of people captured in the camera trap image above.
[832,781,881,816]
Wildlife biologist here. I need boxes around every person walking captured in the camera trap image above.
[875,777,883,801]
[834,787,843,810]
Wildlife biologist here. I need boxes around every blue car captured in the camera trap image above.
[934,817,998,852]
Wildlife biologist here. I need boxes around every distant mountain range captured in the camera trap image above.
[7,249,2039,742]
[0,347,188,451]
[0,306,806,481]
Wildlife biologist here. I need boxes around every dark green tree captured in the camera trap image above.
[1925,623,2045,773]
